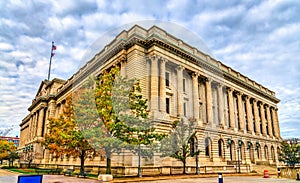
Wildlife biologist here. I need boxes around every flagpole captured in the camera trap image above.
[47,41,55,81]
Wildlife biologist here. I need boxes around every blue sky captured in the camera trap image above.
[0,0,299,138]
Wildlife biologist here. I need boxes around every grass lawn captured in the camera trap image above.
[2,167,37,174]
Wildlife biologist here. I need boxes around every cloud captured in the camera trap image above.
[0,0,299,139]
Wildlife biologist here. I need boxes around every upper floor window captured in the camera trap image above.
[184,102,187,117]
[183,78,186,93]
[166,98,170,114]
[165,72,170,87]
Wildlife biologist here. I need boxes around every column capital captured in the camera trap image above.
[252,98,258,103]
[235,91,243,96]
[192,72,200,78]
[117,55,127,63]
[146,54,159,61]
[244,95,250,100]
[176,65,184,71]
[259,101,264,107]
[226,87,234,93]
[161,57,168,63]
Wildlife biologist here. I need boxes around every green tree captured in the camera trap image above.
[160,118,199,174]
[279,138,300,167]
[73,77,124,174]
[43,95,96,175]
[95,66,166,177]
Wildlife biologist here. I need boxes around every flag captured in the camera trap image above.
[51,41,56,58]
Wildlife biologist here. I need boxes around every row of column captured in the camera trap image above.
[148,55,280,139]
[28,107,45,141]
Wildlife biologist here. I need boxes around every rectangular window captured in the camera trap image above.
[165,72,170,87]
[166,98,170,114]
[184,102,187,117]
[183,78,186,93]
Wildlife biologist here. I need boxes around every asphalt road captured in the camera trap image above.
[135,176,299,183]
[0,168,298,183]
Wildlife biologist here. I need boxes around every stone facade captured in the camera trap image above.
[19,25,282,172]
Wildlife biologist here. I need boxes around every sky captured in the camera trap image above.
[0,0,299,139]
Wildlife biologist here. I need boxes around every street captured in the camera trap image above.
[0,168,298,183]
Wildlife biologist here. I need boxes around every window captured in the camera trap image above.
[165,72,170,87]
[184,102,187,117]
[218,139,223,157]
[183,78,186,93]
[205,138,210,157]
[166,98,170,114]
[189,137,195,156]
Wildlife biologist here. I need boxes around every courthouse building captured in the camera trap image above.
[19,25,282,174]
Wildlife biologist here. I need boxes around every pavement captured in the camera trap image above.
[0,168,298,183]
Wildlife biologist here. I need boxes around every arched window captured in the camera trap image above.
[271,146,275,161]
[264,145,269,160]
[240,141,245,161]
[189,136,196,156]
[230,141,236,161]
[248,142,254,163]
[205,137,211,157]
[257,145,261,159]
[218,139,224,158]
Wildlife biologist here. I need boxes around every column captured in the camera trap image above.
[253,99,260,135]
[34,112,39,138]
[192,73,199,123]
[150,55,159,112]
[237,92,245,132]
[205,79,213,124]
[120,58,127,77]
[176,65,184,117]
[245,96,253,134]
[217,84,224,127]
[159,58,166,113]
[227,87,235,129]
[260,103,267,136]
[266,105,273,138]
[37,108,45,137]
[29,115,33,141]
[48,99,57,118]
[272,108,280,138]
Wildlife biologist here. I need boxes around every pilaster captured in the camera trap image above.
[236,92,245,132]
[217,84,224,128]
[245,96,253,134]
[253,99,260,135]
[227,87,235,129]
[176,65,184,117]
[159,58,166,113]
[266,105,273,138]
[260,103,267,137]
[150,55,159,112]
[205,79,213,125]
[192,73,199,123]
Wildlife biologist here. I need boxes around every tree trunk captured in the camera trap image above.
[183,159,186,174]
[106,157,111,174]
[80,150,85,175]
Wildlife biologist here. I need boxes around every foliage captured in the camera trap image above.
[94,66,166,176]
[43,95,96,174]
[160,118,199,174]
[279,138,300,167]
[73,77,124,174]
[0,140,18,167]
